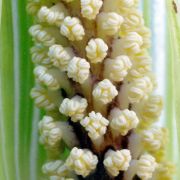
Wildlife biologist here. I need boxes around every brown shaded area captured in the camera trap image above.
[172,1,178,13]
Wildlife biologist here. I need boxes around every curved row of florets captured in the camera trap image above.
[27,0,174,179]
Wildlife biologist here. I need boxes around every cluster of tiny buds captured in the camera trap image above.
[38,116,62,149]
[30,86,57,111]
[65,147,98,177]
[86,38,108,63]
[93,79,118,104]
[80,111,109,141]
[37,4,65,26]
[128,76,154,103]
[59,96,88,122]
[27,0,174,179]
[34,66,60,90]
[103,149,131,177]
[137,154,157,180]
[109,108,139,136]
[81,0,103,20]
[60,16,85,41]
[104,55,132,82]
[141,126,167,152]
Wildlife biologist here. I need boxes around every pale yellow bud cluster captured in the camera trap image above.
[30,87,57,111]
[109,108,139,136]
[67,57,90,84]
[140,95,163,127]
[98,12,124,36]
[60,17,85,41]
[155,162,175,180]
[93,79,118,104]
[39,116,62,149]
[37,4,65,26]
[129,52,151,80]
[137,154,157,180]
[137,26,151,49]
[128,76,153,103]
[104,55,132,82]
[42,160,68,177]
[34,66,60,90]
[103,149,131,177]
[80,111,109,140]
[121,9,144,33]
[31,44,52,66]
[29,24,55,46]
[86,38,108,63]
[122,32,143,55]
[142,126,168,152]
[81,0,103,20]
[65,147,98,177]
[59,96,88,122]
[48,44,74,71]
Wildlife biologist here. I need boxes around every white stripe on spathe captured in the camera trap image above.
[11,0,21,179]
[30,107,41,180]
[151,0,166,126]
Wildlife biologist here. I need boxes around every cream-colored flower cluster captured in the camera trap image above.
[80,111,109,141]
[109,108,139,136]
[59,96,88,122]
[103,149,131,177]
[65,147,98,177]
[93,79,118,104]
[137,154,157,180]
[39,116,62,149]
[28,0,174,179]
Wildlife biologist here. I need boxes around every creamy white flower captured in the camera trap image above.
[128,76,153,103]
[140,95,163,127]
[38,5,65,26]
[42,160,68,177]
[48,44,74,71]
[92,79,118,104]
[103,149,131,177]
[155,162,175,180]
[80,111,109,140]
[34,66,60,90]
[109,108,139,136]
[129,52,151,79]
[66,147,98,177]
[122,32,143,55]
[142,126,168,152]
[30,87,57,111]
[31,44,52,66]
[137,26,151,49]
[67,57,90,84]
[29,24,55,46]
[59,96,88,122]
[121,9,144,33]
[81,0,103,20]
[137,154,157,180]
[39,116,62,148]
[104,55,132,82]
[103,0,139,14]
[60,16,85,41]
[98,12,124,35]
[86,38,108,63]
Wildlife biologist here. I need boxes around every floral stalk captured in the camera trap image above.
[26,0,176,179]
